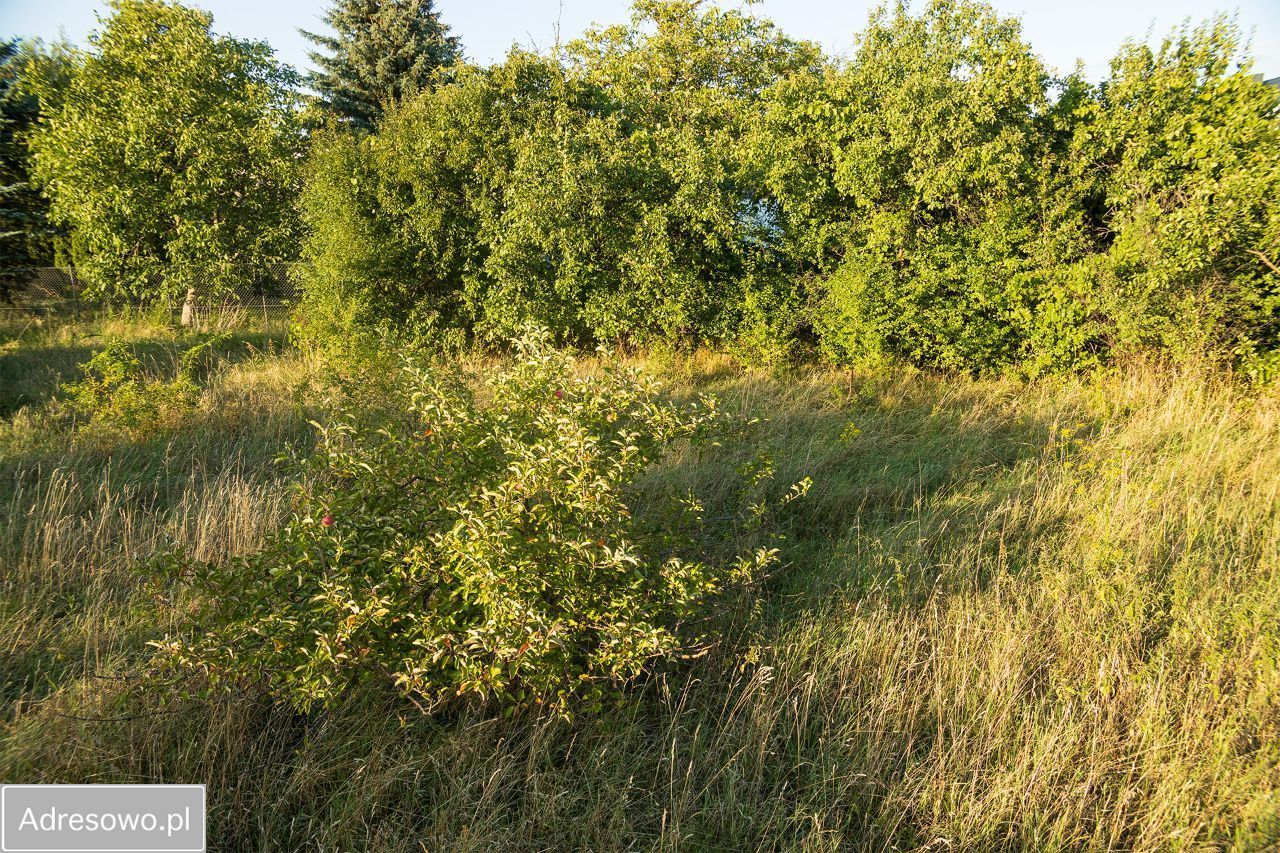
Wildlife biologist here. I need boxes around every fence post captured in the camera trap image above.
[70,267,80,322]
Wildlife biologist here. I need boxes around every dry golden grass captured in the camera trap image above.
[0,317,1276,850]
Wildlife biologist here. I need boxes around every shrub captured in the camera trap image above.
[152,330,806,715]
[767,3,1280,375]
[1063,19,1280,366]
[296,0,1279,376]
[61,335,224,440]
[760,0,1050,372]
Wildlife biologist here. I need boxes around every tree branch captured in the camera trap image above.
[1247,249,1280,276]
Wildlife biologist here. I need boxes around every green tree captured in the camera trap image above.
[301,0,461,130]
[1060,19,1280,372]
[24,0,303,321]
[298,0,818,355]
[296,57,533,347]
[518,0,820,351]
[0,39,67,300]
[759,0,1052,370]
[297,0,1278,376]
[759,1,1280,375]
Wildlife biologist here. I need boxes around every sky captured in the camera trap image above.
[2,0,1279,82]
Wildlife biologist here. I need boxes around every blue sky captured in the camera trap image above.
[3,0,1279,81]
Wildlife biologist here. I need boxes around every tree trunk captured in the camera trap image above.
[180,286,196,327]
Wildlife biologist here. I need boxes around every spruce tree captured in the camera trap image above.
[301,0,461,129]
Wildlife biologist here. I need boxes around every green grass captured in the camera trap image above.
[1,316,1277,850]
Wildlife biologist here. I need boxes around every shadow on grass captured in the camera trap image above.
[644,363,1092,615]
[0,326,289,418]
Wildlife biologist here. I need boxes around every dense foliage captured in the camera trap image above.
[1068,24,1280,380]
[759,1,1054,370]
[22,0,304,306]
[0,39,63,299]
[154,331,801,714]
[298,1,820,357]
[6,0,1277,373]
[298,0,1279,376]
[301,0,461,129]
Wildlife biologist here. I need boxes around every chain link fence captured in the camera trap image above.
[0,264,300,320]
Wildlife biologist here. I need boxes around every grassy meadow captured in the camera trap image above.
[1,312,1278,850]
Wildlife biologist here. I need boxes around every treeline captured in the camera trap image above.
[11,0,1280,376]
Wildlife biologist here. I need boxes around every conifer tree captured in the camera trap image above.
[301,0,461,129]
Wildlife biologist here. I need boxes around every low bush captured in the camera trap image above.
[61,334,226,440]
[152,330,807,715]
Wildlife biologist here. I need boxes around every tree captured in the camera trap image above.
[759,0,1053,371]
[301,0,461,129]
[298,0,819,355]
[296,0,1278,376]
[1059,19,1280,371]
[0,39,67,301]
[24,0,303,322]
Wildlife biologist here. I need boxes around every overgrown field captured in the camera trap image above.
[1,314,1278,850]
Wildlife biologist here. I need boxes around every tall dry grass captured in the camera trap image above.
[0,320,1277,850]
